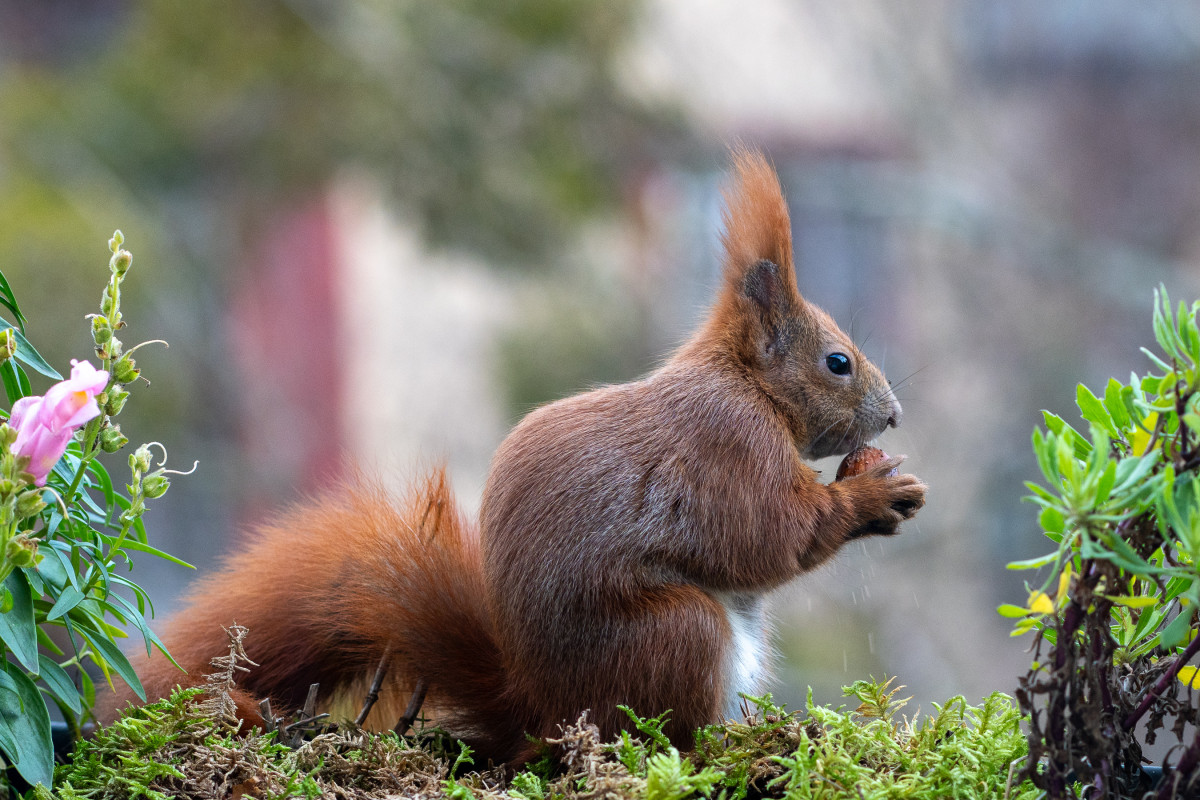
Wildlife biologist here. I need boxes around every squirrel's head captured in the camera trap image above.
[697,147,902,460]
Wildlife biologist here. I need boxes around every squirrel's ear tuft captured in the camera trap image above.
[719,147,799,302]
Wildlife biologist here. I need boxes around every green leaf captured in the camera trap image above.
[72,489,109,527]
[0,717,19,773]
[1094,459,1118,507]
[75,618,145,701]
[1185,413,1200,435]
[34,625,63,656]
[1039,507,1065,535]
[1160,609,1194,650]
[1107,595,1160,609]
[1129,605,1169,653]
[0,359,30,404]
[0,671,24,766]
[0,662,53,787]
[1024,481,1060,506]
[51,450,81,487]
[118,539,195,569]
[0,319,61,380]
[1077,383,1116,437]
[1142,347,1173,375]
[0,270,29,331]
[0,570,39,672]
[86,459,118,522]
[996,604,1032,619]
[108,594,179,667]
[1032,428,1057,484]
[1044,411,1093,460]
[1113,453,1158,495]
[1104,378,1132,430]
[1007,551,1059,571]
[38,543,77,592]
[36,655,82,716]
[46,585,86,621]
[79,667,95,710]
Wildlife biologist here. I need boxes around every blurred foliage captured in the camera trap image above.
[0,0,675,492]
[497,277,651,420]
[1,0,664,263]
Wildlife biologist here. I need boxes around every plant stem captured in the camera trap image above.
[1122,633,1200,731]
[63,373,119,504]
[1157,733,1200,799]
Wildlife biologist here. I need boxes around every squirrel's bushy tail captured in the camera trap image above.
[107,469,525,761]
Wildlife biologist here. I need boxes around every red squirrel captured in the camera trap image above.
[106,149,926,764]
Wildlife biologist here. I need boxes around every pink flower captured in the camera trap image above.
[10,360,110,486]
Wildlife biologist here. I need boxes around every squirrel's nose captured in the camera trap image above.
[886,396,902,429]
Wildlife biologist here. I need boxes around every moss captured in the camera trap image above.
[41,678,1038,800]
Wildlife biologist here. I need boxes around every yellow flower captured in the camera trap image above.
[1130,411,1159,456]
[1028,591,1055,616]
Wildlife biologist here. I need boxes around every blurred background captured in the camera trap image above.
[3,0,1200,716]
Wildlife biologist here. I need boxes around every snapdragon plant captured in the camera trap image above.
[0,232,190,790]
[1006,288,1200,798]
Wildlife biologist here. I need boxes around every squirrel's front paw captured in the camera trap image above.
[846,458,926,538]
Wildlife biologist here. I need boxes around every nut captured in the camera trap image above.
[835,446,894,480]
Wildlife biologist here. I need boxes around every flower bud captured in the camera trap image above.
[101,289,117,320]
[5,533,42,568]
[13,461,35,487]
[99,425,129,453]
[92,316,112,346]
[119,498,145,526]
[108,230,124,253]
[15,489,46,520]
[130,444,152,474]
[0,480,15,500]
[0,330,15,366]
[104,388,129,417]
[142,473,170,499]
[111,250,132,277]
[113,355,139,384]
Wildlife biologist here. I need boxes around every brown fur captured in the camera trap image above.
[102,149,925,765]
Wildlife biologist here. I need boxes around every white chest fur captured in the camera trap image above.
[713,592,769,721]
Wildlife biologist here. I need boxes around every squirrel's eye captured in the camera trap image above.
[826,353,852,376]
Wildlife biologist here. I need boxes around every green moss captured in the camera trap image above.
[43,678,1039,800]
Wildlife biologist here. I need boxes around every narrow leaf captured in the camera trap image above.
[46,585,86,621]
[0,360,27,404]
[0,270,28,331]
[1007,552,1059,571]
[0,570,39,672]
[75,619,145,700]
[0,662,53,787]
[1161,610,1194,650]
[35,655,82,715]
[0,319,60,380]
[1107,595,1160,609]
[118,539,195,569]
[1104,378,1132,430]
[1077,383,1116,436]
